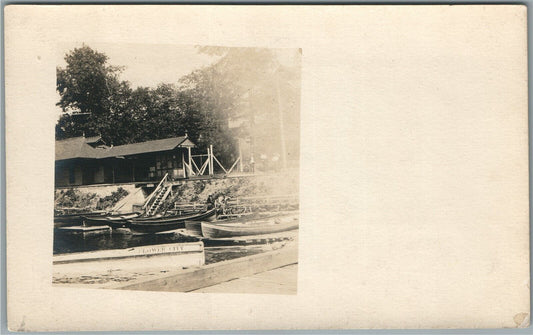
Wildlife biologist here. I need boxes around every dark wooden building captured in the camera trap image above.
[55,135,195,187]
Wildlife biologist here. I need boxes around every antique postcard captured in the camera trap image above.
[52,43,300,293]
[5,5,529,331]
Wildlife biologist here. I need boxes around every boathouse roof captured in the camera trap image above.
[56,135,195,161]
[101,136,195,158]
[55,136,104,160]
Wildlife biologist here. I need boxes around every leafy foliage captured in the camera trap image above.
[55,45,301,167]
[55,187,129,210]
[96,187,129,210]
[56,46,129,143]
[55,188,98,209]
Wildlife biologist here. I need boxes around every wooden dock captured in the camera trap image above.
[191,264,297,295]
[105,241,297,292]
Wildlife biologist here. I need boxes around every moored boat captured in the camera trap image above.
[82,212,141,229]
[54,210,107,228]
[131,209,205,221]
[200,215,299,239]
[53,241,205,275]
[128,208,217,234]
[185,212,281,237]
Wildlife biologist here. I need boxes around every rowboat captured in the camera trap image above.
[54,211,107,228]
[131,209,203,221]
[53,242,205,275]
[128,208,217,234]
[184,213,280,237]
[82,212,141,229]
[200,215,299,239]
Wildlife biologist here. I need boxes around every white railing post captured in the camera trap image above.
[208,146,213,175]
[182,152,186,178]
[227,156,241,174]
[188,146,192,175]
[212,154,228,174]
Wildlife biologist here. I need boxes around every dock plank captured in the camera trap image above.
[190,264,297,295]
[106,242,298,292]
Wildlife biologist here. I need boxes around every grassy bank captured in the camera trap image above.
[55,187,130,211]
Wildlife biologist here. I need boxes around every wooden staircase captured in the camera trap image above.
[146,185,172,216]
[142,174,173,216]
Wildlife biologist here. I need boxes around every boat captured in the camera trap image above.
[200,215,299,239]
[184,212,281,237]
[128,208,217,234]
[131,207,206,221]
[54,210,107,228]
[53,242,205,275]
[82,212,141,229]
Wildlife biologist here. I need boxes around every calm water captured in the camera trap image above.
[53,229,193,254]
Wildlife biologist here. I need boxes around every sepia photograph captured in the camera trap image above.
[52,43,301,294]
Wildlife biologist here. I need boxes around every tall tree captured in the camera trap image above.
[180,47,301,168]
[56,45,130,145]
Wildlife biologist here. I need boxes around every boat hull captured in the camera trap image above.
[185,213,281,237]
[54,211,106,228]
[129,208,217,234]
[201,216,299,239]
[131,209,206,222]
[53,242,205,275]
[82,212,140,229]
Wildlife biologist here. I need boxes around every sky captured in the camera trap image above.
[56,42,221,89]
[56,42,299,89]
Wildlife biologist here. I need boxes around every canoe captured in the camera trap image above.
[82,212,141,229]
[128,208,217,234]
[201,215,299,239]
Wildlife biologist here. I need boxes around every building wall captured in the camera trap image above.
[94,165,105,183]
[73,165,83,185]
[55,149,189,187]
[152,151,184,180]
[55,162,70,187]
[55,161,83,187]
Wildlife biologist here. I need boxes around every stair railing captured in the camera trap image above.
[147,185,172,216]
[142,173,169,210]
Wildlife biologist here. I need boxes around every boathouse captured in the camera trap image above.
[55,135,196,187]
